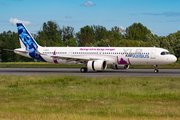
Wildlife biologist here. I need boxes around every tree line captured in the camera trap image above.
[0,21,180,62]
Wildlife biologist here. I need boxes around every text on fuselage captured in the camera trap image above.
[124,49,149,58]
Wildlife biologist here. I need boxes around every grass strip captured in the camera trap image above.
[0,75,179,119]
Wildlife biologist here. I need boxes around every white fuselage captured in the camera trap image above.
[16,46,177,66]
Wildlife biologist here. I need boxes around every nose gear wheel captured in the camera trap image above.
[154,65,159,73]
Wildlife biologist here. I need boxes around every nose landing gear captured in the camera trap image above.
[154,65,159,73]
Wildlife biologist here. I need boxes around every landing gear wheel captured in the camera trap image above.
[154,65,159,73]
[80,67,87,73]
[154,69,159,73]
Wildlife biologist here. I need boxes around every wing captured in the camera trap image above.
[51,55,104,63]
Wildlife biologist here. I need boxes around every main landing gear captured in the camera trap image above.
[80,67,88,73]
[154,65,159,73]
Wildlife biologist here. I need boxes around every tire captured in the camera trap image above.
[154,69,159,73]
[80,67,87,73]
[84,68,87,72]
[80,68,84,73]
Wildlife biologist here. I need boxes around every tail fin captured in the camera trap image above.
[17,23,40,51]
[16,23,46,62]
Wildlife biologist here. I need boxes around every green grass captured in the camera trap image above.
[0,61,180,69]
[0,75,179,120]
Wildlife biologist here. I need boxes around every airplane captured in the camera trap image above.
[7,23,177,73]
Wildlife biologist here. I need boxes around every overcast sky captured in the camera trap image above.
[1,0,180,36]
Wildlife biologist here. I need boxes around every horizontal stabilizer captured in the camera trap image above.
[3,49,14,52]
[4,48,29,54]
[14,48,29,53]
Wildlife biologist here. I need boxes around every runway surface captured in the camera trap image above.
[0,68,179,77]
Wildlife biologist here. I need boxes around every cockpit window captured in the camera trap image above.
[161,51,171,55]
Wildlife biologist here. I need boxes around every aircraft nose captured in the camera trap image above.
[171,55,177,63]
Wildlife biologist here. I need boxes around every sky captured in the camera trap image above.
[0,0,180,36]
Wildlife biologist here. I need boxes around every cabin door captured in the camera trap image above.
[151,49,156,59]
[69,50,73,56]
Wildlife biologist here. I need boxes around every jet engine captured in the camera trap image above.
[110,65,129,70]
[87,60,107,71]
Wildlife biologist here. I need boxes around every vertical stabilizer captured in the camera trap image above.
[17,23,40,50]
[16,23,46,62]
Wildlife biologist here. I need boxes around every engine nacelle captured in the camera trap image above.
[110,65,130,70]
[87,60,107,71]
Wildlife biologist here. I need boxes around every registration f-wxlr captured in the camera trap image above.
[12,23,177,73]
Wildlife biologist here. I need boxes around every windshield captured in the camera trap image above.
[161,51,171,55]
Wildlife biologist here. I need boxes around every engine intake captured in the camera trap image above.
[87,60,107,71]
[111,65,129,70]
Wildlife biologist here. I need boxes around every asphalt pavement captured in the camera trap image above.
[0,68,179,77]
